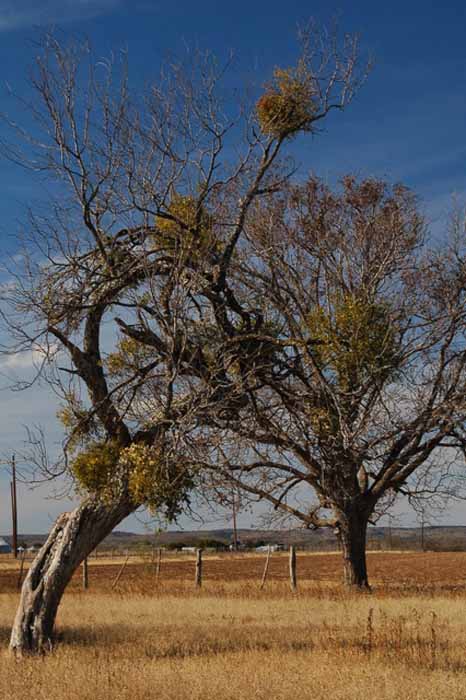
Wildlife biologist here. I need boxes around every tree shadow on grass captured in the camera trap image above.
[57,622,466,673]
[0,626,12,646]
[58,622,314,655]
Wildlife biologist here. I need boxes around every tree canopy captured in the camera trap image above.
[147,176,466,587]
[1,27,367,522]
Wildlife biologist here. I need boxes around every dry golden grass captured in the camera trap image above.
[2,552,466,699]
[2,586,466,698]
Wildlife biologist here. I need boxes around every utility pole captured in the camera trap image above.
[10,455,18,559]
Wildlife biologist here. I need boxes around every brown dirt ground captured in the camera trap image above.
[2,550,466,595]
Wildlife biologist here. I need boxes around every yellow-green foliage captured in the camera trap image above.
[123,443,193,519]
[106,337,151,377]
[57,395,97,453]
[57,405,77,432]
[156,193,215,257]
[71,441,121,494]
[307,295,399,391]
[257,67,317,137]
[71,441,193,520]
[307,403,340,439]
[124,444,161,503]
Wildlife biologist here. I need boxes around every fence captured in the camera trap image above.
[76,545,301,591]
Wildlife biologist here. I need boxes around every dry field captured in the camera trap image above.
[4,549,466,592]
[2,551,466,699]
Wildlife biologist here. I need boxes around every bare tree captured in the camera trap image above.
[0,27,366,652]
[170,177,466,589]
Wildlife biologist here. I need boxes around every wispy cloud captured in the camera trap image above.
[0,343,60,371]
[0,0,123,32]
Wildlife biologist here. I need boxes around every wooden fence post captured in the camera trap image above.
[260,546,271,590]
[195,548,203,588]
[155,547,162,582]
[82,557,89,590]
[289,545,297,591]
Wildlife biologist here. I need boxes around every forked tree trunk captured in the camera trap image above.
[338,507,371,590]
[10,493,134,655]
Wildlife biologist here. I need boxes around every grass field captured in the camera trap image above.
[2,551,466,699]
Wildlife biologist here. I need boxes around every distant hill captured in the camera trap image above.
[5,525,466,552]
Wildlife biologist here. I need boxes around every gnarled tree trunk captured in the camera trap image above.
[10,493,135,655]
[337,505,371,590]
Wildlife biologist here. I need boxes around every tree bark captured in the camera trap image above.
[338,507,371,590]
[9,493,134,655]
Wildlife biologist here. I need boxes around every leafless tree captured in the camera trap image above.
[169,177,466,588]
[0,27,367,652]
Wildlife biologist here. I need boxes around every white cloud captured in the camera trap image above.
[0,0,123,32]
[0,343,60,371]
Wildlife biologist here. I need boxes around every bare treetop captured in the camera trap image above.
[0,23,373,656]
[0,25,367,500]
[168,176,466,587]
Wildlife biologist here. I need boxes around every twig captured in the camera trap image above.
[112,551,130,590]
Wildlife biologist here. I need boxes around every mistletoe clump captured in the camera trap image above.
[122,443,194,520]
[156,192,216,258]
[105,337,154,377]
[57,393,99,454]
[307,295,400,391]
[257,66,318,138]
[71,441,194,521]
[71,441,121,495]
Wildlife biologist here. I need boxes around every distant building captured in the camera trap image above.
[0,538,11,554]
[255,544,285,552]
[229,541,247,551]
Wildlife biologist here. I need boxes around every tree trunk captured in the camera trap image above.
[338,507,371,590]
[10,493,134,655]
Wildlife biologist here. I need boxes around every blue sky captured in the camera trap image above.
[1,0,466,533]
